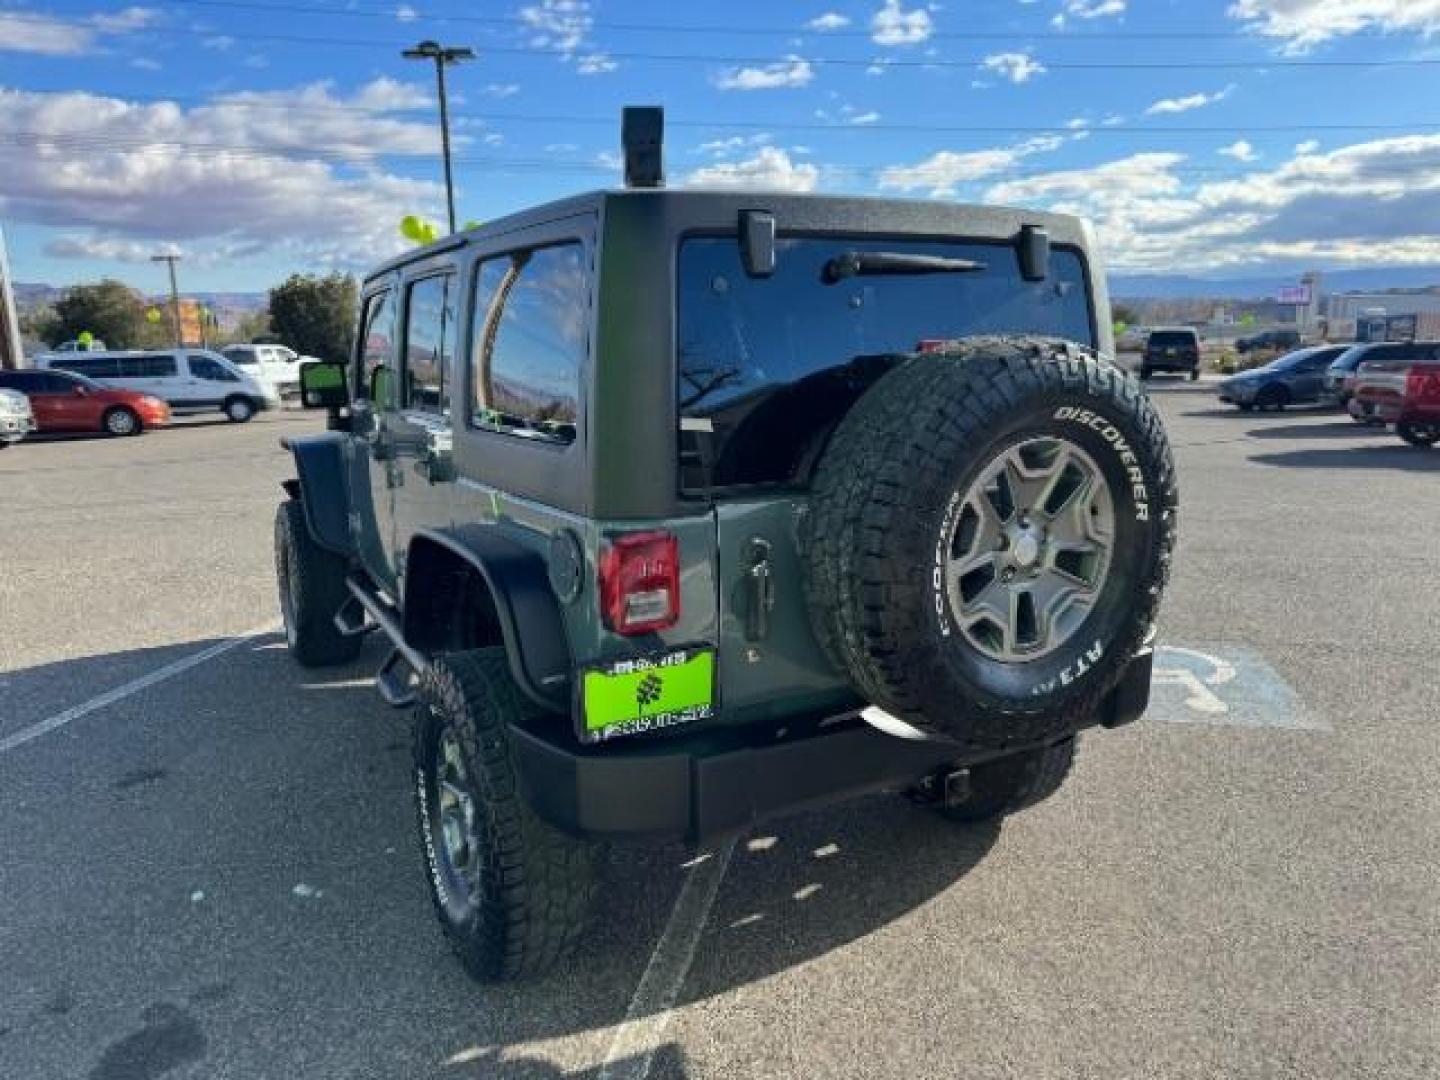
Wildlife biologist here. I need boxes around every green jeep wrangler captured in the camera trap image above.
[276,109,1177,983]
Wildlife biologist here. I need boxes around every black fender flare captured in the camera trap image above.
[280,432,354,557]
[405,525,572,713]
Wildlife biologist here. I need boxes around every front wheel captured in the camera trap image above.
[1257,385,1288,412]
[102,406,141,436]
[414,649,601,982]
[1396,421,1440,447]
[224,396,255,423]
[274,500,363,666]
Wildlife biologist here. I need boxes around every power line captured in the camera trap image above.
[7,11,1440,68]
[70,0,1354,42]
[6,130,1440,181]
[4,90,1436,137]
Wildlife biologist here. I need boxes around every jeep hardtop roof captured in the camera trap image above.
[364,188,1100,285]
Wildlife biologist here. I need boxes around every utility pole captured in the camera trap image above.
[151,252,183,347]
[0,224,23,369]
[402,40,475,235]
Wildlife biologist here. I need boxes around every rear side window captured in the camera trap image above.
[1148,331,1197,347]
[115,354,178,378]
[54,355,118,377]
[402,273,457,416]
[469,243,586,445]
[189,355,240,382]
[677,236,1093,490]
[357,289,396,404]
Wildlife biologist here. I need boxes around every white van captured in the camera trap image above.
[38,349,279,422]
[221,343,308,397]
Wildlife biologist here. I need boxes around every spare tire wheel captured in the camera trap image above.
[803,336,1176,751]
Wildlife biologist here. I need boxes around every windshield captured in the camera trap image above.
[54,370,103,390]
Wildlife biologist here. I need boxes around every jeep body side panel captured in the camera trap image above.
[281,431,355,557]
[405,524,572,712]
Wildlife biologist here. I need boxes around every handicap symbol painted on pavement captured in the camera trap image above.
[1148,645,1326,731]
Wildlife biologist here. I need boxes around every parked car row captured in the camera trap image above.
[0,347,280,440]
[1216,339,1440,448]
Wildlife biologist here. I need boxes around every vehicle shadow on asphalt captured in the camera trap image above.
[1244,421,1391,440]
[0,636,1001,1080]
[1248,445,1440,470]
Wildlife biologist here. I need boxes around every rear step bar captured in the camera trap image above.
[345,576,428,709]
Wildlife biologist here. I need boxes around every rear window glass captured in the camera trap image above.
[53,355,118,377]
[1148,331,1197,347]
[677,236,1093,491]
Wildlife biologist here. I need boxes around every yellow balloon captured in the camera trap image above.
[146,308,162,324]
[77,331,94,345]
[400,215,427,242]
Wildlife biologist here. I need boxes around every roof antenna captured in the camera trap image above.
[622,106,665,189]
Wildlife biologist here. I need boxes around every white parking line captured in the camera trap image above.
[599,836,737,1080]
[0,623,279,756]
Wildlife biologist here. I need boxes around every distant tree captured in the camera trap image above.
[268,274,357,363]
[214,308,272,347]
[1112,303,1139,326]
[48,280,152,349]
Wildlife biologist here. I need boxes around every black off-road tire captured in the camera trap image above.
[1396,421,1440,447]
[274,499,362,667]
[414,649,600,982]
[937,737,1078,823]
[803,335,1177,752]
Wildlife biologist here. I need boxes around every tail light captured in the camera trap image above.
[599,531,680,635]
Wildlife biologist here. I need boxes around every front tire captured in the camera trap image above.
[414,650,600,982]
[935,738,1078,823]
[274,499,363,667]
[1257,385,1288,412]
[1396,421,1440,447]
[224,396,255,423]
[102,406,141,436]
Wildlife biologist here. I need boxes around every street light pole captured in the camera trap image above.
[402,40,475,235]
[151,253,183,347]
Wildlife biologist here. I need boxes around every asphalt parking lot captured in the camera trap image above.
[2,387,1438,1080]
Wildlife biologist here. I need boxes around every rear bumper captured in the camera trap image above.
[0,415,35,438]
[511,648,1154,843]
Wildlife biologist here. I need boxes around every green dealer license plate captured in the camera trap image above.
[579,648,715,743]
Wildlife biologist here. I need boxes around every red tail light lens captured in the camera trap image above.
[599,531,680,635]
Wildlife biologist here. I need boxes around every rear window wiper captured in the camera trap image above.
[821,251,986,284]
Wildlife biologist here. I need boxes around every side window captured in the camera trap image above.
[148,354,178,377]
[189,355,240,382]
[357,289,396,406]
[469,244,585,444]
[402,274,456,416]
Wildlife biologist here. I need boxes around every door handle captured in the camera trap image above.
[743,537,775,642]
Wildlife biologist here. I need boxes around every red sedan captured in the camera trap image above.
[0,368,171,436]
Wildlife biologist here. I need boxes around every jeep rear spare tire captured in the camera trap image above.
[804,336,1176,751]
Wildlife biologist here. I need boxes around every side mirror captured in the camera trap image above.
[73,386,89,397]
[299,361,349,409]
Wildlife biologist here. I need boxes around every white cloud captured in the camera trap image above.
[1066,0,1126,18]
[981,134,1440,272]
[0,12,95,55]
[1219,139,1258,162]
[519,0,594,56]
[807,12,852,30]
[714,55,815,90]
[697,133,773,157]
[1145,84,1234,114]
[484,83,521,98]
[395,4,418,22]
[0,85,446,269]
[871,0,933,45]
[849,110,882,124]
[203,35,236,51]
[0,6,160,55]
[130,57,161,71]
[878,135,1068,197]
[685,148,820,192]
[92,7,161,33]
[1295,139,1320,154]
[577,52,616,74]
[1228,0,1440,52]
[980,51,1047,83]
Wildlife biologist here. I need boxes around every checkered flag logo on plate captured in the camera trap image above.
[635,672,663,708]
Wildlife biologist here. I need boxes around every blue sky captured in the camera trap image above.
[3,0,1440,291]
